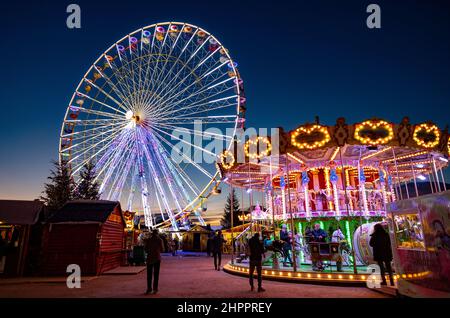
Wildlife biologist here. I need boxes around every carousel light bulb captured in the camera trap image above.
[416,164,425,168]
[438,157,448,163]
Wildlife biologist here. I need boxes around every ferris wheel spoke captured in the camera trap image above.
[150,131,201,197]
[69,106,125,120]
[97,131,136,193]
[160,87,237,119]
[107,151,136,201]
[93,65,130,104]
[154,122,233,141]
[126,164,139,211]
[151,125,217,158]
[107,57,138,105]
[156,115,238,125]
[60,123,127,153]
[144,24,185,107]
[146,35,214,108]
[150,44,222,110]
[136,128,178,230]
[152,71,233,118]
[154,59,229,115]
[65,119,126,126]
[67,126,127,168]
[149,128,214,179]
[75,91,127,116]
[141,27,172,108]
[143,28,199,108]
[61,121,126,139]
[83,78,128,112]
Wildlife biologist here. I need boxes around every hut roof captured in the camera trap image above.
[47,200,123,224]
[0,200,45,225]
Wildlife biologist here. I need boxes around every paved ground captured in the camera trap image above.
[0,255,388,298]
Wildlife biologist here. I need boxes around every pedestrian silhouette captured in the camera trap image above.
[369,223,395,286]
[144,229,164,295]
[212,230,226,271]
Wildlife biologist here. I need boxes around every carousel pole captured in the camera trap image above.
[270,157,276,237]
[410,158,419,197]
[440,168,447,191]
[404,181,410,199]
[230,174,235,265]
[432,157,442,193]
[285,156,297,272]
[338,148,350,214]
[241,188,245,226]
[391,148,404,200]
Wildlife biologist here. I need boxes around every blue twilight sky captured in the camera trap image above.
[0,0,449,221]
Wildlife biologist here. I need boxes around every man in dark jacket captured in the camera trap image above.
[369,223,395,286]
[248,233,265,292]
[144,229,164,294]
[212,230,226,271]
[312,223,327,242]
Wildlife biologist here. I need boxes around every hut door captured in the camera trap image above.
[193,233,201,251]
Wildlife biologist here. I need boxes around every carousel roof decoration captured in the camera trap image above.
[218,117,449,192]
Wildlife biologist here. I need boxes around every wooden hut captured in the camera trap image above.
[181,224,212,252]
[0,200,45,277]
[42,200,125,276]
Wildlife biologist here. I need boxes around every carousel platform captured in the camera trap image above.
[223,261,397,287]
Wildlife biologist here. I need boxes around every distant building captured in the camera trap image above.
[181,224,212,252]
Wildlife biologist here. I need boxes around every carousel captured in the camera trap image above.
[218,117,450,285]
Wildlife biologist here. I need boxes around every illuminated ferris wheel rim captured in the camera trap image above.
[59,21,246,228]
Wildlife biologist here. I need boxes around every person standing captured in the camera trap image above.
[369,223,395,286]
[144,229,164,295]
[280,224,292,266]
[212,230,226,271]
[311,223,327,271]
[331,226,345,272]
[248,233,265,292]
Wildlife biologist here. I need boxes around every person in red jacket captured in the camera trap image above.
[144,229,164,295]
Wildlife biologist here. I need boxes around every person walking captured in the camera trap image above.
[212,230,226,271]
[369,223,395,286]
[248,233,265,292]
[144,229,164,295]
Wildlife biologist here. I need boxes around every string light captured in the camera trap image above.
[361,146,392,160]
[382,150,428,163]
[244,136,272,159]
[220,150,235,169]
[291,125,331,150]
[413,123,440,148]
[287,152,305,164]
[330,147,340,161]
[354,120,394,145]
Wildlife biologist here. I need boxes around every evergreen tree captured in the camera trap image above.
[40,160,76,212]
[73,161,100,200]
[221,189,241,229]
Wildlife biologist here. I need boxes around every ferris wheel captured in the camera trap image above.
[59,22,246,229]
